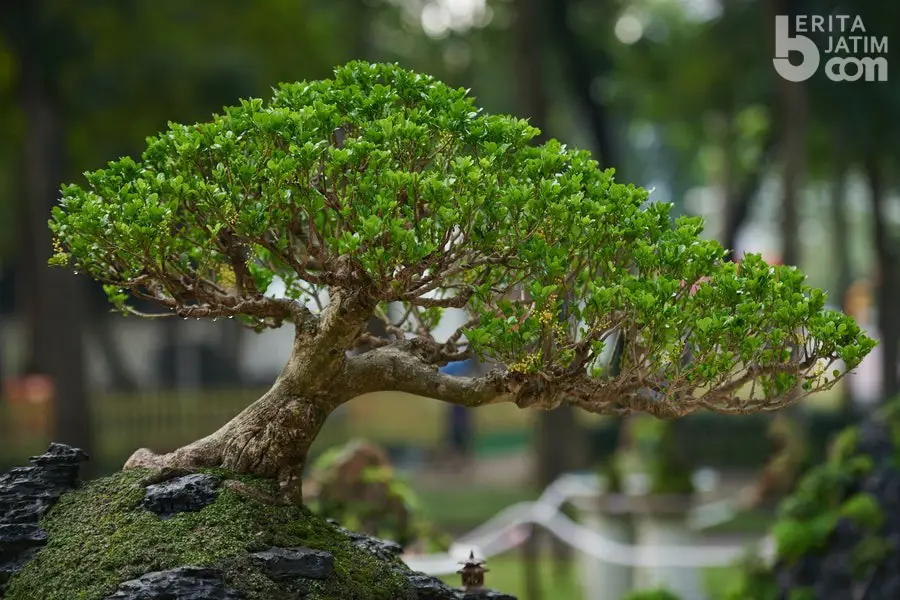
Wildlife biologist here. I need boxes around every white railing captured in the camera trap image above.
[402,473,774,575]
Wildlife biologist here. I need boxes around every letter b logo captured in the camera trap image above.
[773,16,820,82]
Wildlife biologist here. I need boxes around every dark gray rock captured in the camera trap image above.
[0,523,48,553]
[407,572,518,600]
[408,573,462,599]
[103,566,245,599]
[0,547,41,588]
[28,443,89,467]
[250,546,334,580]
[0,443,88,593]
[141,473,220,519]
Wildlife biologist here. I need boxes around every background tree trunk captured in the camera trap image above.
[723,133,776,261]
[17,1,92,456]
[866,156,900,401]
[829,131,855,411]
[770,0,807,268]
[545,0,618,169]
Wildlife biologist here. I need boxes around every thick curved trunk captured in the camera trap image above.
[124,288,375,502]
[124,376,338,502]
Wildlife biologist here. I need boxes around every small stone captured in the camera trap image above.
[250,546,334,580]
[142,473,220,519]
[104,566,245,599]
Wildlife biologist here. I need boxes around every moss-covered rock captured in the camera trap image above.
[729,397,900,600]
[2,468,422,599]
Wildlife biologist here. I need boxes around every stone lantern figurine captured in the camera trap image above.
[458,550,488,592]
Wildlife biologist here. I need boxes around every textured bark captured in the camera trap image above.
[125,287,375,501]
[125,380,333,502]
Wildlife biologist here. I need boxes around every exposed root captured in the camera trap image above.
[124,448,172,471]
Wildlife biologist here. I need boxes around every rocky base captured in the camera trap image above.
[0,443,89,592]
[734,401,900,600]
[0,446,516,600]
[770,415,900,600]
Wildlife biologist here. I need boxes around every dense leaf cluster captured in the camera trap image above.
[50,61,874,415]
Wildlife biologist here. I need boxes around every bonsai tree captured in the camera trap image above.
[49,61,874,502]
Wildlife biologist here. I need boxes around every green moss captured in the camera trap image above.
[4,470,414,600]
[828,426,859,463]
[839,493,884,530]
[772,513,838,562]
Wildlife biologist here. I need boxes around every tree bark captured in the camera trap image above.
[126,379,333,499]
[126,350,337,500]
[125,288,374,500]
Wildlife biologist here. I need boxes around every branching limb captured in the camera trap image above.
[335,340,514,407]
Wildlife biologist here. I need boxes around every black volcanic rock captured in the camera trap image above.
[250,546,334,580]
[141,473,220,519]
[103,566,245,599]
[0,443,88,592]
[407,572,519,600]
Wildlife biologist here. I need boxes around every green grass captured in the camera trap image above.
[703,510,775,535]
[417,487,539,529]
[435,554,744,600]
[703,566,743,598]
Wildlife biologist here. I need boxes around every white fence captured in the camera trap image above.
[402,473,774,575]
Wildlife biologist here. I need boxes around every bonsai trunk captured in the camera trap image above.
[124,312,364,502]
[125,377,336,501]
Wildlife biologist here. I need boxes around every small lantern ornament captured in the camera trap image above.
[457,550,488,592]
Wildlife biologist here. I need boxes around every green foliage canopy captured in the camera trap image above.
[50,62,875,417]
